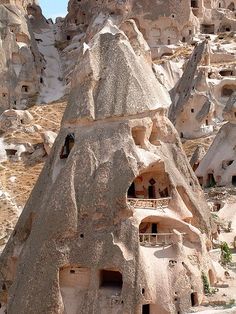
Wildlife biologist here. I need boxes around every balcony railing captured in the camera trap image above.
[127,197,171,211]
[139,232,185,247]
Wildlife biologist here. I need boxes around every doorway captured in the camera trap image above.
[142,304,150,314]
[151,223,158,233]
[148,186,156,199]
[128,182,136,198]
[207,173,216,187]
[191,292,198,306]
[232,176,236,186]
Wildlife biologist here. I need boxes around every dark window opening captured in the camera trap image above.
[225,27,231,32]
[222,160,234,169]
[100,270,123,289]
[167,39,171,45]
[201,24,215,34]
[148,185,156,199]
[191,108,194,113]
[191,292,198,306]
[60,133,75,159]
[222,86,235,97]
[206,119,209,126]
[70,269,75,274]
[180,132,184,138]
[219,2,221,8]
[22,85,29,93]
[232,176,236,186]
[207,173,216,187]
[40,77,43,84]
[128,182,136,198]
[191,0,198,8]
[228,2,235,11]
[5,149,17,156]
[219,70,233,77]
[189,29,192,35]
[182,37,186,42]
[142,304,150,314]
[151,223,158,233]
[67,35,71,40]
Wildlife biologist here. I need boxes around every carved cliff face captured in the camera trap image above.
[0,21,211,314]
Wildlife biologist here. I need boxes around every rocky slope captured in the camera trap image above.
[0,0,236,314]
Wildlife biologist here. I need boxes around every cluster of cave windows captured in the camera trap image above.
[127,173,170,200]
[198,172,236,187]
[60,133,75,159]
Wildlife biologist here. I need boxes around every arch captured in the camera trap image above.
[127,162,170,200]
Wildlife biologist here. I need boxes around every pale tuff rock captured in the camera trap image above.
[169,40,217,139]
[0,22,214,314]
[0,109,33,132]
[196,122,236,187]
[40,130,57,155]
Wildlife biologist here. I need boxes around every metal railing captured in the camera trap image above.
[139,232,185,247]
[127,197,171,211]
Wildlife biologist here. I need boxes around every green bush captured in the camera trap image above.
[220,242,232,265]
[202,272,211,295]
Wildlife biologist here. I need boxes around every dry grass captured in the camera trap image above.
[0,102,66,213]
[182,135,215,160]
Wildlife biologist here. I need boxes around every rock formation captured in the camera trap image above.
[0,21,214,314]
[196,93,236,187]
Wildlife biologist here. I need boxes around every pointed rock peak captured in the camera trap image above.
[63,21,171,124]
[169,40,207,124]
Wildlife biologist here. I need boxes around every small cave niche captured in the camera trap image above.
[191,292,199,306]
[5,149,17,157]
[60,133,75,159]
[2,93,7,98]
[213,202,222,211]
[21,85,29,93]
[222,160,234,169]
[221,85,236,97]
[191,0,199,8]
[201,24,215,34]
[59,266,91,314]
[219,70,233,77]
[100,270,123,289]
[206,173,216,188]
[131,126,146,146]
[232,175,236,186]
[228,2,235,11]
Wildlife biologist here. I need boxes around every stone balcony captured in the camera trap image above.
[139,232,185,247]
[127,197,171,211]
